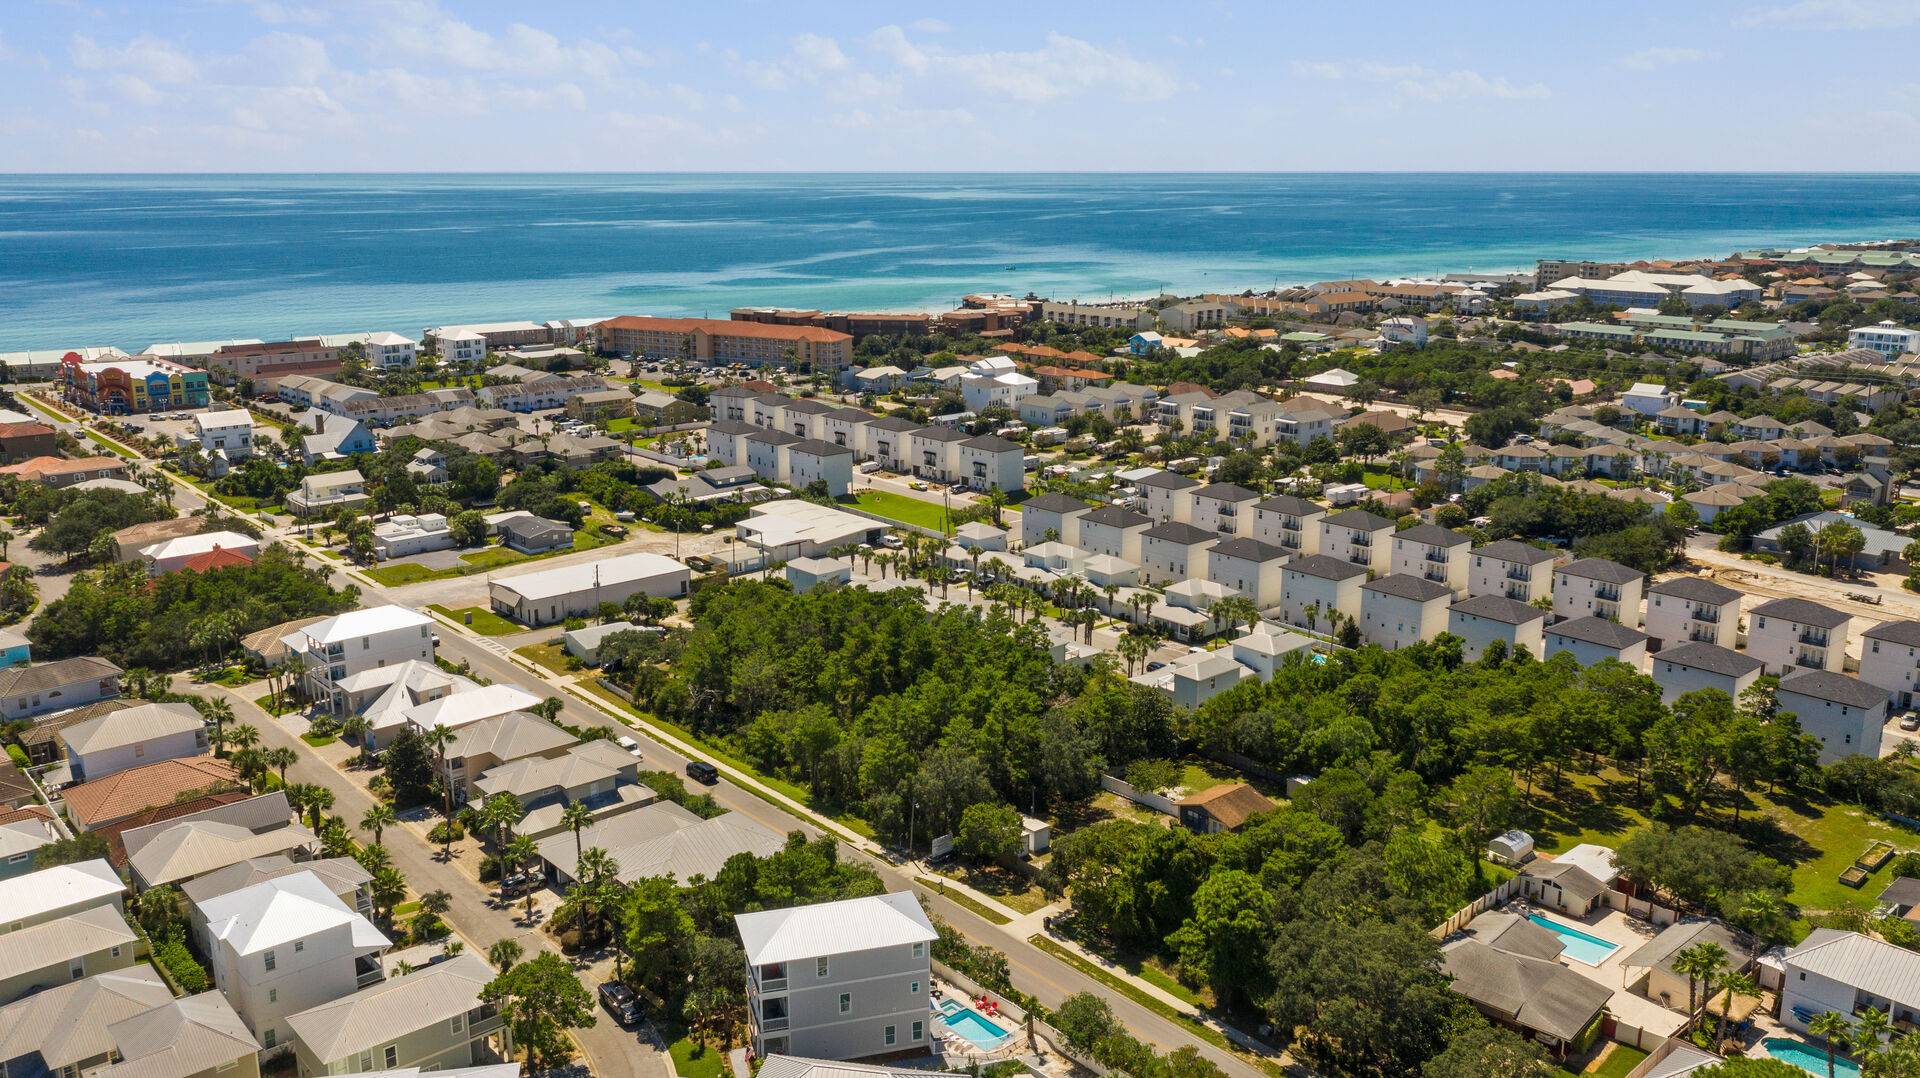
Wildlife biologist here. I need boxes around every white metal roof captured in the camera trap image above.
[1787,928,1920,1011]
[294,605,433,645]
[201,870,389,956]
[735,891,935,966]
[404,683,542,732]
[0,858,123,922]
[491,553,689,603]
[139,531,259,562]
[60,701,204,755]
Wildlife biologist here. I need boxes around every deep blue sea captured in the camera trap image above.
[3,173,1918,352]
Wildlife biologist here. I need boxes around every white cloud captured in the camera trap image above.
[736,33,851,89]
[1291,59,1546,101]
[1618,46,1708,70]
[865,27,1178,103]
[1742,0,1920,28]
[71,34,199,83]
[790,32,848,73]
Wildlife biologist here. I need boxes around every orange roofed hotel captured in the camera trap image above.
[595,316,853,372]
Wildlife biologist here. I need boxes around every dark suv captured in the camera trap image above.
[685,760,719,785]
[599,981,642,1026]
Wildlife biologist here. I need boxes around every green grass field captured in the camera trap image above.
[515,640,578,675]
[847,490,950,531]
[668,1036,724,1078]
[429,605,522,635]
[82,430,138,459]
[363,532,613,586]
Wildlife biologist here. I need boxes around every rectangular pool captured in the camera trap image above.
[1525,913,1620,965]
[1765,1037,1861,1077]
[937,999,1011,1050]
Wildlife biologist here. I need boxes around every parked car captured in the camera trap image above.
[1902,714,1920,732]
[601,524,628,538]
[599,981,642,1026]
[616,735,642,757]
[685,759,719,785]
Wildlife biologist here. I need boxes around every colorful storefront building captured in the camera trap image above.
[60,352,210,413]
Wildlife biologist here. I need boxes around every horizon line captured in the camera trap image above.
[5,169,1920,177]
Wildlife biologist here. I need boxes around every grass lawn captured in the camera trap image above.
[576,681,878,839]
[915,877,1011,925]
[1359,469,1407,492]
[301,732,337,747]
[253,693,290,717]
[667,1036,725,1078]
[82,430,138,459]
[365,535,609,586]
[927,862,1052,915]
[428,604,521,636]
[515,640,578,676]
[1026,936,1284,1078]
[847,490,950,532]
[390,901,420,918]
[362,562,444,586]
[1526,768,1917,922]
[1588,1044,1649,1078]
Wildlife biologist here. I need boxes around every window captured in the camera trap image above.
[912,942,924,959]
[294,940,304,953]
[910,981,920,995]
[817,958,829,978]
[110,946,122,958]
[264,950,276,971]
[912,1021,924,1042]
[839,993,851,1014]
[384,1047,398,1069]
[269,989,278,1003]
[884,1026,896,1047]
[450,1015,465,1033]
[264,1030,276,1049]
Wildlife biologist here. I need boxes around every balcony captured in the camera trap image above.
[1424,567,1448,583]
[1594,586,1622,602]
[1506,566,1531,581]
[1347,551,1370,565]
[355,955,385,989]
[1689,628,1717,642]
[1350,534,1372,548]
[1505,584,1531,602]
[1690,608,1720,624]
[1800,630,1830,646]
[1279,535,1301,550]
[1424,550,1447,564]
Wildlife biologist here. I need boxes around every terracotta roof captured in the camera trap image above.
[0,455,125,478]
[1176,783,1275,829]
[62,758,243,830]
[0,422,55,439]
[596,315,850,343]
[177,547,255,573]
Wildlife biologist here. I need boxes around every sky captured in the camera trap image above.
[4,0,1920,172]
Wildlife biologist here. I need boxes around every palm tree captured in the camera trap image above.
[264,746,298,783]
[288,783,333,830]
[1211,595,1260,642]
[1854,1005,1891,1057]
[1713,970,1757,1045]
[479,792,523,852]
[532,696,565,724]
[487,937,522,972]
[0,528,14,559]
[1809,1010,1852,1078]
[504,834,540,922]
[360,803,397,845]
[1674,941,1729,1029]
[560,801,594,864]
[1118,631,1154,676]
[225,723,259,754]
[420,724,458,838]
[339,714,372,763]
[201,699,234,757]
[571,846,619,948]
[369,866,406,921]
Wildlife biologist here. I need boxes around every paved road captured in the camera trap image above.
[42,393,1263,1078]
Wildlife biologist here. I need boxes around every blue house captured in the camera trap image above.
[1128,331,1165,356]
[0,628,29,670]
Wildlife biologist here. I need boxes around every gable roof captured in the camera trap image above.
[736,892,936,966]
[106,991,260,1078]
[0,904,136,983]
[1441,938,1612,1042]
[1622,919,1753,979]
[181,854,371,907]
[1175,783,1275,828]
[0,655,122,699]
[287,953,495,1064]
[60,701,203,756]
[1786,929,1920,1010]
[0,858,123,921]
[446,711,573,763]
[62,757,242,829]
[0,968,171,1071]
[200,870,389,956]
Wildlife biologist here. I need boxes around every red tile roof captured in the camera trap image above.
[179,547,255,573]
[597,316,850,343]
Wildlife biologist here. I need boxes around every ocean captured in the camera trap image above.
[3,172,1918,352]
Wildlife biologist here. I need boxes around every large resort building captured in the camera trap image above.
[59,353,211,413]
[595,316,854,372]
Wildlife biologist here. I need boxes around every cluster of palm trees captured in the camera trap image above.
[1671,940,1758,1051]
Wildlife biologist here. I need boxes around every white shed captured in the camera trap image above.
[1021,816,1051,855]
[1488,829,1536,866]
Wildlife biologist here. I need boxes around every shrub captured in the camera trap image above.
[427,820,465,844]
[155,938,210,992]
[4,744,27,768]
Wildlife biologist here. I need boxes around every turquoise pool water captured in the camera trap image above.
[1765,1037,1862,1077]
[1525,913,1620,965]
[938,999,1011,1050]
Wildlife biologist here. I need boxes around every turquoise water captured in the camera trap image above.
[4,173,1919,351]
[1765,1037,1862,1077]
[1525,913,1620,965]
[938,998,1010,1049]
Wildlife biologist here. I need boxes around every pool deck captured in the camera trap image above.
[1507,899,1689,1041]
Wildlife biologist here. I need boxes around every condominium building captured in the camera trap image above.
[1250,496,1324,555]
[1848,320,1920,358]
[1746,597,1850,676]
[739,892,937,1061]
[1279,554,1366,630]
[1389,524,1470,594]
[1861,620,1920,711]
[1776,671,1890,764]
[204,341,344,387]
[1650,642,1763,706]
[1467,540,1556,603]
[1551,558,1645,626]
[1038,301,1154,330]
[286,953,510,1077]
[1320,509,1394,575]
[1447,594,1546,661]
[1644,576,1741,651]
[285,606,437,715]
[1359,575,1452,651]
[596,316,854,372]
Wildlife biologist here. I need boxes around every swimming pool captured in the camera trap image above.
[1525,913,1620,965]
[937,998,1013,1051]
[1764,1036,1862,1077]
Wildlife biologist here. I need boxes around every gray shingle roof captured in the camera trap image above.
[1362,574,1453,602]
[1656,642,1762,678]
[1450,593,1545,625]
[1142,521,1217,546]
[1136,470,1199,490]
[1284,554,1369,582]
[1556,557,1643,585]
[1081,506,1153,529]
[1394,523,1470,548]
[1255,495,1322,517]
[1209,537,1287,563]
[1322,508,1395,532]
[1021,493,1091,514]
[1191,482,1259,503]
[1466,534,1559,568]
[0,656,122,699]
[1441,938,1612,1043]
[1750,596,1850,629]
[1778,669,1888,710]
[1866,621,1920,648]
[1548,615,1648,650]
[1647,575,1742,605]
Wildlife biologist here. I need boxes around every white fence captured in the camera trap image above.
[1099,773,1177,816]
[1431,878,1520,938]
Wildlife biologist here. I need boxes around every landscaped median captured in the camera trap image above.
[1026,934,1288,1078]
